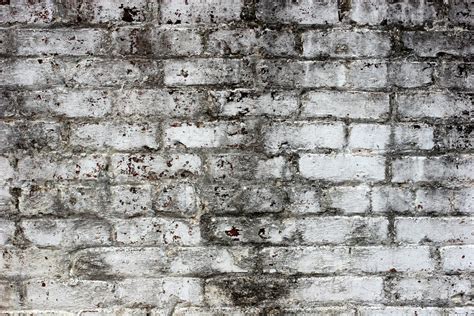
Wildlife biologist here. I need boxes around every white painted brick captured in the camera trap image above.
[392,155,474,183]
[441,245,474,273]
[372,186,414,213]
[208,154,290,180]
[18,154,107,181]
[24,279,116,309]
[116,278,203,307]
[0,220,15,245]
[160,0,241,24]
[261,246,434,274]
[20,89,113,118]
[113,89,207,118]
[301,91,390,120]
[0,247,67,278]
[110,185,153,217]
[0,157,14,182]
[164,59,252,86]
[287,186,321,214]
[164,121,256,148]
[396,91,473,120]
[403,31,474,57]
[70,122,158,150]
[303,30,391,58]
[263,122,345,153]
[212,90,298,117]
[348,124,390,151]
[15,29,107,56]
[389,62,434,88]
[114,217,199,246]
[0,58,65,88]
[395,217,474,244]
[415,187,453,214]
[455,188,474,214]
[299,153,385,182]
[256,0,339,24]
[153,182,197,216]
[21,219,111,248]
[392,276,471,303]
[394,123,434,150]
[325,185,371,214]
[111,153,202,181]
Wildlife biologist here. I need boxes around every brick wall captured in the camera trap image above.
[0,0,473,314]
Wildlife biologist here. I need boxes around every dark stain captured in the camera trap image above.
[210,277,292,306]
[0,0,10,5]
[121,6,140,22]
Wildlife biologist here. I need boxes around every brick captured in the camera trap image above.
[287,186,321,214]
[66,58,161,87]
[438,62,474,90]
[261,246,434,274]
[441,245,474,273]
[395,217,474,244]
[0,281,19,309]
[394,123,434,150]
[302,30,391,58]
[0,220,15,245]
[403,31,474,57]
[18,154,107,181]
[111,153,202,181]
[21,219,111,248]
[0,121,63,151]
[0,157,13,182]
[263,121,344,153]
[299,154,385,182]
[454,188,474,214]
[71,246,253,278]
[301,91,389,119]
[110,185,153,217]
[68,0,155,23]
[372,186,414,213]
[414,187,454,215]
[324,185,370,214]
[256,0,338,25]
[448,1,474,26]
[163,59,252,86]
[257,60,387,89]
[19,89,113,118]
[152,182,197,216]
[70,122,158,150]
[113,217,199,246]
[348,124,390,152]
[202,184,286,214]
[115,278,203,307]
[348,0,439,26]
[149,26,203,57]
[204,216,388,245]
[0,58,65,88]
[164,121,257,149]
[15,29,108,56]
[0,0,57,24]
[160,0,241,24]
[436,123,474,151]
[392,155,474,183]
[208,154,291,180]
[388,62,434,88]
[392,276,471,304]
[207,29,296,57]
[396,91,473,120]
[0,247,67,278]
[113,88,208,118]
[24,279,116,309]
[205,276,383,305]
[212,90,298,117]
[0,186,13,214]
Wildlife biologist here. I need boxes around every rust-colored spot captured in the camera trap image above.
[389,268,397,273]
[0,0,10,5]
[225,226,240,237]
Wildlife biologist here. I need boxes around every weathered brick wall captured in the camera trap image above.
[0,0,473,314]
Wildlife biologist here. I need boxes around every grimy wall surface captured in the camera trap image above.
[0,0,473,314]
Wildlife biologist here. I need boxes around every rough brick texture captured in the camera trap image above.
[0,0,473,314]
